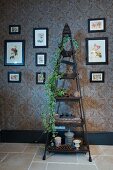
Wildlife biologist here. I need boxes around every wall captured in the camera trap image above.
[0,0,113,132]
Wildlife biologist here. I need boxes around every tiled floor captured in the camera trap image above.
[0,143,113,170]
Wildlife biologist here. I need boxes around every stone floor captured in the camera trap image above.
[0,143,113,170]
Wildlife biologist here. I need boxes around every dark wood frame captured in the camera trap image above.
[8,71,21,83]
[9,25,21,34]
[88,18,106,33]
[35,53,47,66]
[90,71,104,83]
[86,37,108,65]
[36,72,46,84]
[4,40,25,66]
[33,28,48,48]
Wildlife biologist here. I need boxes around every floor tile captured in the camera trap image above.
[46,154,77,163]
[100,145,113,149]
[29,162,47,170]
[0,153,35,170]
[47,163,97,170]
[0,143,27,153]
[0,153,7,162]
[0,143,4,146]
[100,145,113,155]
[24,146,38,153]
[89,145,103,155]
[33,146,53,162]
[77,153,94,164]
[26,143,40,147]
[95,155,113,170]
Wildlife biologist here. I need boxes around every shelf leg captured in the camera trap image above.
[42,132,49,160]
[89,156,92,162]
[88,149,92,162]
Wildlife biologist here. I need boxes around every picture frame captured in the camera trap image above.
[33,28,48,48]
[86,37,108,65]
[88,18,106,33]
[8,71,21,83]
[90,71,104,83]
[9,25,21,34]
[4,40,25,66]
[36,72,46,84]
[35,53,47,66]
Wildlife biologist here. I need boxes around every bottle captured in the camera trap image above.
[64,129,74,145]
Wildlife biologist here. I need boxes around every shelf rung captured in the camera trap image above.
[47,144,88,154]
[55,96,81,101]
[60,73,77,79]
[61,60,75,65]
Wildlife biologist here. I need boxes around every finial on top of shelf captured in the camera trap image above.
[63,23,71,36]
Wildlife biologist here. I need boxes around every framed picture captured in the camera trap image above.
[9,25,21,34]
[35,53,47,66]
[33,28,48,48]
[88,18,106,33]
[86,37,108,65]
[8,71,21,83]
[90,71,104,83]
[36,72,46,84]
[4,40,25,66]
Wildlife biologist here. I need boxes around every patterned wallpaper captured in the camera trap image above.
[0,0,113,131]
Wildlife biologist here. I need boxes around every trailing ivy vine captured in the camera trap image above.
[41,35,79,137]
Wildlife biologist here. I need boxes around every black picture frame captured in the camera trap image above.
[90,71,104,83]
[9,25,21,34]
[8,71,21,83]
[36,72,46,84]
[4,40,25,66]
[33,28,48,48]
[86,37,108,65]
[88,18,106,33]
[35,53,47,66]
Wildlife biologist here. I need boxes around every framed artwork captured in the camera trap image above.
[33,28,48,48]
[35,53,47,66]
[8,71,21,83]
[90,71,104,83]
[88,18,106,33]
[86,37,108,65]
[9,25,21,34]
[4,40,25,66]
[36,72,46,84]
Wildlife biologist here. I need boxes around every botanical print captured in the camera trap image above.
[37,33,44,43]
[88,40,105,63]
[38,73,44,83]
[90,20,104,31]
[10,74,19,81]
[91,44,102,58]
[10,46,18,59]
[37,54,44,64]
[7,42,22,64]
[92,73,102,81]
[11,26,19,32]
[35,29,47,47]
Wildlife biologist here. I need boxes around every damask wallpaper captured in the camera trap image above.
[0,0,113,132]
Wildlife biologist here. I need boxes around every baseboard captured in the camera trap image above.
[1,130,113,145]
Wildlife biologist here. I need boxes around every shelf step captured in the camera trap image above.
[47,144,88,154]
[55,121,84,127]
[55,96,81,101]
[61,49,73,57]
[60,73,77,79]
[55,117,84,127]
[61,60,75,65]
